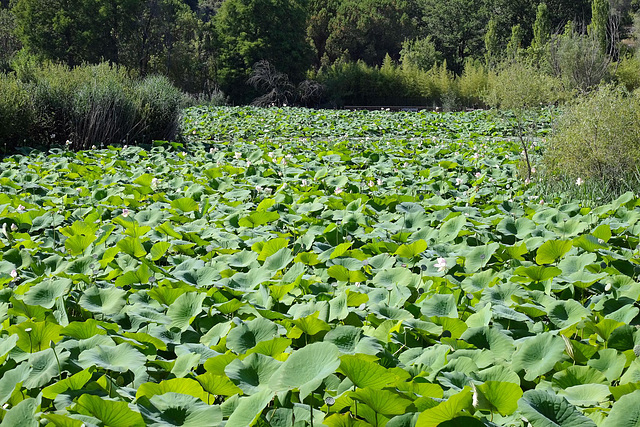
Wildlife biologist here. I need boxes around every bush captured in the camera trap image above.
[546,28,610,92]
[0,73,34,149]
[613,55,640,92]
[542,85,640,192]
[483,60,566,109]
[0,62,190,151]
[457,59,488,108]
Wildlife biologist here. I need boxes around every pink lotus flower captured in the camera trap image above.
[122,208,130,217]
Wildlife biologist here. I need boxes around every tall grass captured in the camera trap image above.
[0,62,190,151]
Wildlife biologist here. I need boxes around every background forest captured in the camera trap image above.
[0,0,639,107]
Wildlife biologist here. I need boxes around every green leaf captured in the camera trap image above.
[546,300,590,329]
[395,240,428,258]
[117,236,147,258]
[78,343,146,373]
[225,353,281,395]
[327,265,366,283]
[253,238,289,261]
[79,285,126,316]
[64,233,96,255]
[518,390,596,427]
[603,389,640,426]
[421,294,458,318]
[439,215,466,242]
[226,317,278,354]
[149,241,171,260]
[330,242,353,259]
[475,381,522,416]
[226,388,274,427]
[536,240,573,265]
[0,364,30,406]
[137,378,209,402]
[464,243,499,272]
[0,397,39,427]
[42,368,93,400]
[351,387,412,417]
[76,394,145,427]
[239,211,280,228]
[415,388,473,427]
[513,265,562,282]
[171,197,199,213]
[512,332,566,381]
[166,292,206,331]
[138,393,223,426]
[460,327,514,359]
[269,342,340,399]
[7,321,62,353]
[24,348,69,388]
[264,247,294,272]
[339,355,403,389]
[23,278,71,309]
[196,373,243,396]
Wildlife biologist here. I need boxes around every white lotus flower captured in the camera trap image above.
[122,208,130,217]
[335,187,343,194]
[434,257,447,272]
[576,177,584,186]
[234,152,241,159]
[10,269,17,279]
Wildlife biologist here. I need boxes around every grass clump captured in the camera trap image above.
[542,85,640,198]
[0,62,190,152]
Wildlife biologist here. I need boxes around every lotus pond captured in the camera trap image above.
[1,106,640,426]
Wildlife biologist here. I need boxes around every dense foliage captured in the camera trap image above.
[2,107,640,425]
[0,63,190,151]
[1,0,636,105]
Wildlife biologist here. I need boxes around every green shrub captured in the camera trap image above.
[131,75,191,143]
[542,85,640,193]
[483,60,566,109]
[457,59,488,108]
[0,73,34,149]
[0,62,190,151]
[613,55,640,92]
[546,28,610,92]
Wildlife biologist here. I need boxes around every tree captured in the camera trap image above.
[0,7,21,71]
[322,0,415,66]
[415,0,489,73]
[484,17,500,66]
[400,36,441,71]
[214,0,312,103]
[12,0,214,92]
[506,24,525,59]
[532,3,551,50]
[589,0,610,53]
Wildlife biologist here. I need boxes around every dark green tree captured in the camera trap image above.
[324,0,415,65]
[589,0,610,53]
[415,0,488,73]
[214,0,312,102]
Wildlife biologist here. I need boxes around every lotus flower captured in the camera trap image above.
[434,257,447,272]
